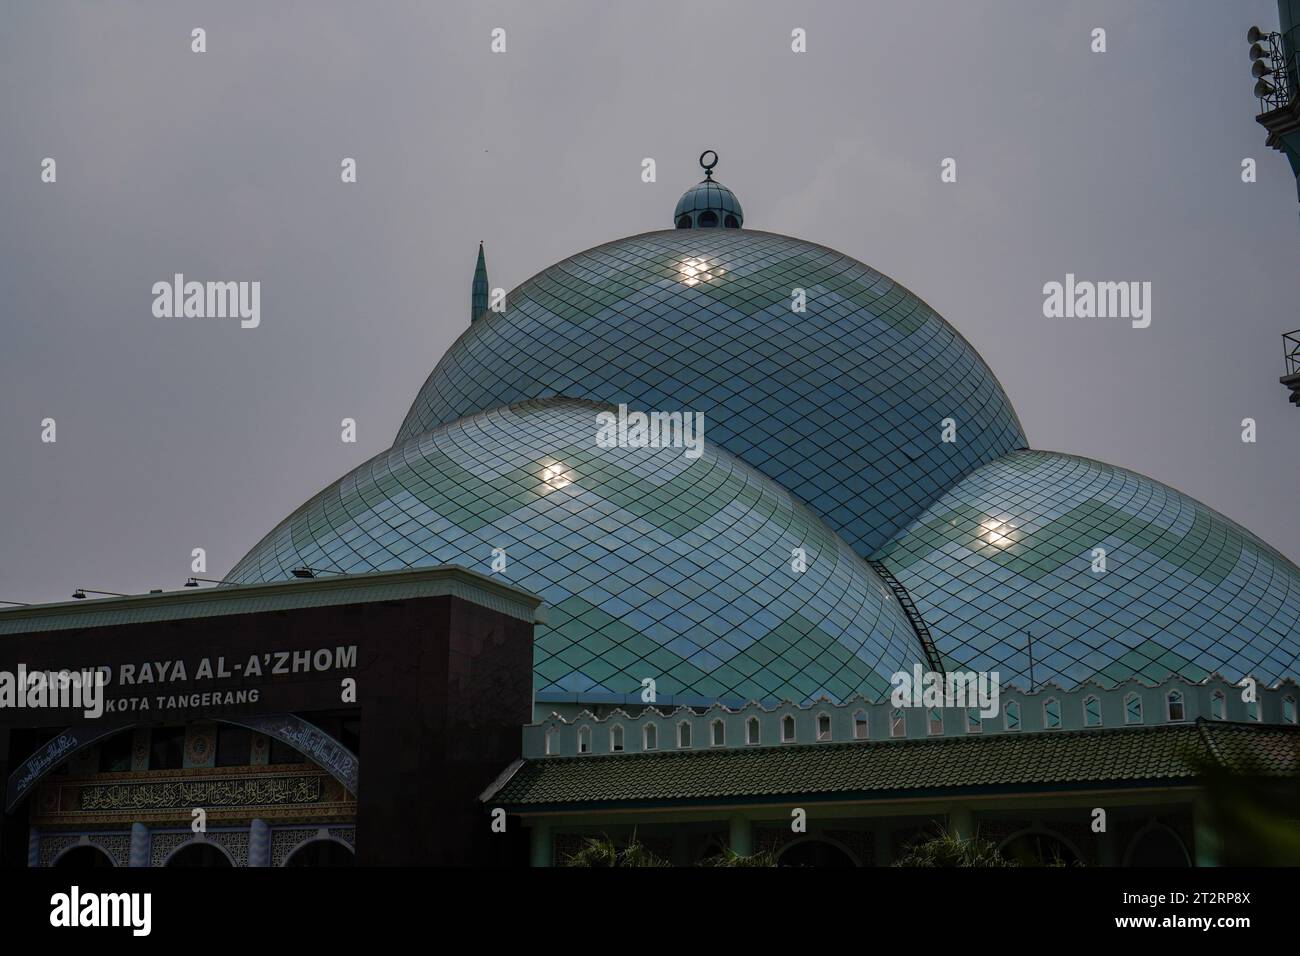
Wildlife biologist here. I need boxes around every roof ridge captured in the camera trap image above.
[1195,716,1225,768]
[478,757,526,803]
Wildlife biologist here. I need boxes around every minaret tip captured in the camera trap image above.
[471,243,490,324]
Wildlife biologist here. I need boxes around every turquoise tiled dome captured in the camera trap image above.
[231,164,1300,705]
[394,229,1027,556]
[872,451,1300,688]
[228,399,925,706]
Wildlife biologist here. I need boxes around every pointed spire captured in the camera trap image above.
[471,241,489,323]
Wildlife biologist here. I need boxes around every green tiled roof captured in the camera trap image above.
[484,720,1300,810]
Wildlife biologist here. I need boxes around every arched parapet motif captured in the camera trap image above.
[156,832,240,867]
[776,834,862,867]
[272,825,356,867]
[6,725,125,811]
[1123,819,1191,866]
[218,715,359,795]
[6,714,359,811]
[42,832,130,868]
[997,824,1085,866]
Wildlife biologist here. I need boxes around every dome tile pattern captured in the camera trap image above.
[229,399,925,706]
[394,230,1027,557]
[873,451,1300,689]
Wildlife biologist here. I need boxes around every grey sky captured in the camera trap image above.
[1,0,1297,605]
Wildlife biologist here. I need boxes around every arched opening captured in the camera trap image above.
[696,837,727,865]
[285,839,356,867]
[1004,701,1020,730]
[52,845,115,868]
[9,715,360,809]
[676,214,692,229]
[1124,693,1143,724]
[724,214,739,228]
[166,843,233,867]
[778,839,856,867]
[1000,831,1081,867]
[697,211,718,228]
[816,713,832,741]
[1043,697,1061,729]
[1125,826,1190,867]
[1166,690,1185,722]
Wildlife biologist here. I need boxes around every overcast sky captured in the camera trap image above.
[2,0,1297,605]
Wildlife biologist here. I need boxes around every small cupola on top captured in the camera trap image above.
[673,150,743,228]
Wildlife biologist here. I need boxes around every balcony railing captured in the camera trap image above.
[1254,31,1295,114]
[1285,330,1300,378]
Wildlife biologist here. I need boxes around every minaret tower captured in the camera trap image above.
[1245,5,1300,405]
[471,241,489,323]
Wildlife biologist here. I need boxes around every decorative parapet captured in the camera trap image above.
[523,674,1300,758]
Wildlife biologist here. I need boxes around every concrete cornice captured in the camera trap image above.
[0,566,545,635]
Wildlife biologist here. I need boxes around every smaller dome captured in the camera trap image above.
[674,150,743,229]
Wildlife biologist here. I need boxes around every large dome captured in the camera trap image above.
[395,228,1027,556]
[229,156,1299,708]
[872,450,1300,688]
[228,399,925,706]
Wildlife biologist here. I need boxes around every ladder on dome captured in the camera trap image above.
[867,559,944,675]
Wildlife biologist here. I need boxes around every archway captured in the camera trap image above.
[1125,824,1190,867]
[7,714,360,812]
[695,837,727,865]
[52,845,115,868]
[285,839,355,866]
[165,843,233,867]
[1000,830,1081,867]
[778,838,857,867]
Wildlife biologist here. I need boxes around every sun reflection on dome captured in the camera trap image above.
[540,461,573,490]
[678,257,724,286]
[979,518,1019,549]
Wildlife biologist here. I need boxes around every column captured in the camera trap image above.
[872,824,892,866]
[128,821,151,867]
[529,823,553,868]
[1098,825,1119,866]
[1192,798,1220,867]
[671,827,690,866]
[248,818,271,867]
[948,805,974,841]
[27,828,40,868]
[727,813,752,857]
